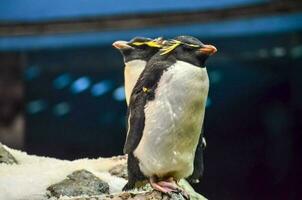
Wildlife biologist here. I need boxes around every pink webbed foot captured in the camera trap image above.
[150,177,189,199]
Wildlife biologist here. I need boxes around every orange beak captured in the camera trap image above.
[199,44,217,55]
[112,41,132,49]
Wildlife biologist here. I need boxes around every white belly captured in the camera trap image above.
[124,60,146,105]
[134,61,209,179]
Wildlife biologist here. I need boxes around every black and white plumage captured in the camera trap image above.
[113,37,163,105]
[123,36,217,193]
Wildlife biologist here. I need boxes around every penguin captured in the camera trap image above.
[114,37,206,185]
[113,36,206,184]
[112,37,163,105]
[123,35,217,196]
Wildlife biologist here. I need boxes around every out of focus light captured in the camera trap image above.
[206,98,212,108]
[91,80,113,97]
[25,66,40,80]
[26,99,47,114]
[291,45,302,58]
[209,70,222,84]
[71,76,91,94]
[258,49,269,58]
[113,86,126,101]
[53,73,72,89]
[53,102,70,116]
[272,47,286,57]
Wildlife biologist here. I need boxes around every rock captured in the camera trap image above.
[47,169,110,198]
[0,143,17,164]
[0,145,207,200]
[178,179,207,200]
[58,190,189,200]
[111,155,127,161]
[109,163,128,179]
[131,190,186,200]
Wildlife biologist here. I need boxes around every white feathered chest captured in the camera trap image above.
[124,60,147,105]
[134,60,209,179]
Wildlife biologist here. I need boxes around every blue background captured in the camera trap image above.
[0,0,301,199]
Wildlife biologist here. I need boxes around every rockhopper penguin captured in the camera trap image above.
[123,36,217,196]
[112,37,163,105]
[114,36,207,185]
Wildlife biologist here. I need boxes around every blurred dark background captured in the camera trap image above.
[0,0,301,199]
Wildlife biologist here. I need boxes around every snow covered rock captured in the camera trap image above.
[0,143,17,164]
[0,143,207,200]
[47,170,110,198]
[61,190,187,200]
[109,164,128,179]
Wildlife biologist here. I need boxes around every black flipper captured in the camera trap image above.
[187,127,205,184]
[123,92,146,154]
[123,152,146,190]
[123,60,173,154]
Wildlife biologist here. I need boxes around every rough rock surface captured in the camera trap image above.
[109,163,128,179]
[63,190,187,200]
[0,143,17,164]
[47,170,110,198]
[0,144,207,200]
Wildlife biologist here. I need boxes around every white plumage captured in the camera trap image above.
[134,61,209,179]
[124,60,146,105]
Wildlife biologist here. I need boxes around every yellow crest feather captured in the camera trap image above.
[160,40,182,55]
[145,41,162,48]
[160,39,201,55]
[131,42,145,46]
[131,40,162,48]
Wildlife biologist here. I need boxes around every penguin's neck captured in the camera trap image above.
[124,59,147,105]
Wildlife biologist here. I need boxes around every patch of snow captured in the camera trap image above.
[0,144,127,200]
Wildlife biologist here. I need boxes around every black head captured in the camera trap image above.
[161,35,217,67]
[113,37,164,63]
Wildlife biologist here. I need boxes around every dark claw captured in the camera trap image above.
[180,190,190,200]
[166,192,173,198]
[172,187,190,200]
[122,182,135,191]
[171,190,190,200]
